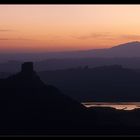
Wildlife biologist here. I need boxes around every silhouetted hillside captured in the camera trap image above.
[0,62,90,134]
[2,63,140,102]
[38,65,140,102]
[1,62,140,135]
[2,57,140,73]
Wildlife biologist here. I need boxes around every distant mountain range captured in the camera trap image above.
[38,65,140,102]
[45,41,140,58]
[1,41,140,63]
[94,41,140,57]
[47,41,140,58]
[2,41,140,72]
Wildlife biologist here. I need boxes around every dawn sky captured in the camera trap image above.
[1,5,140,52]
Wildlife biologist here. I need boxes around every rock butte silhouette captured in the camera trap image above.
[21,62,34,73]
[0,62,89,134]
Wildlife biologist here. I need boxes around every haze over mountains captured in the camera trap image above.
[1,41,140,73]
[0,41,140,62]
[42,41,140,58]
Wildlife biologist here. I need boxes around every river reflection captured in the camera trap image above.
[82,102,140,110]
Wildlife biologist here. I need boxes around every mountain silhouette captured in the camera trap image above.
[105,41,140,57]
[0,62,87,133]
[111,41,140,50]
[2,62,140,135]
[39,65,140,102]
[1,41,140,73]
[57,41,140,58]
[1,41,140,63]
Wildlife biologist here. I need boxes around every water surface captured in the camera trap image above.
[82,102,140,110]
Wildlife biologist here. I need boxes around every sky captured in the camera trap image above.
[1,5,140,53]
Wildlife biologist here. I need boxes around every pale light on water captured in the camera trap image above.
[82,102,140,110]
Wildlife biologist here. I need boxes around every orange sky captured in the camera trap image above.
[1,5,140,52]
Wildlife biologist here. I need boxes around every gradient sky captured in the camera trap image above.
[1,5,140,53]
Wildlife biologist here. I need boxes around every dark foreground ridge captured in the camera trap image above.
[1,62,140,135]
[0,62,88,134]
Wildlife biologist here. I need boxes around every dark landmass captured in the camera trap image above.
[37,65,140,102]
[0,62,89,135]
[1,62,140,135]
[2,42,140,135]
[2,63,140,102]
